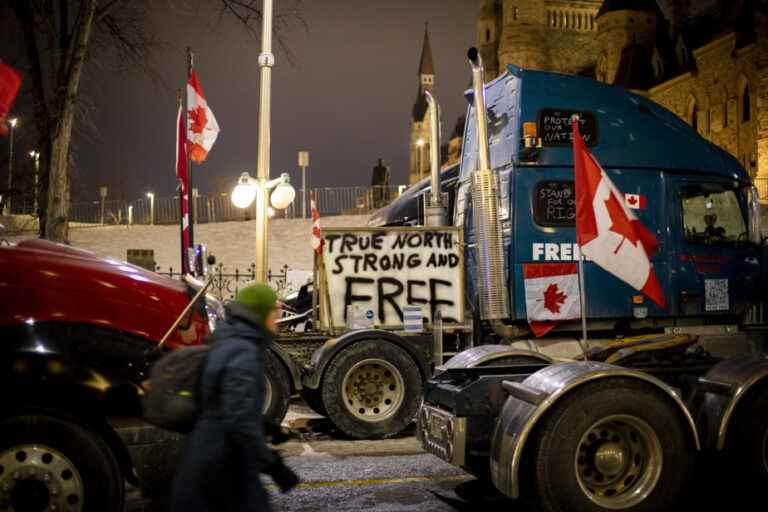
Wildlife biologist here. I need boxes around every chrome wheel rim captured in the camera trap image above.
[574,415,663,510]
[0,444,84,512]
[341,358,405,422]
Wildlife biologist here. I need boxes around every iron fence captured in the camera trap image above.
[156,263,292,302]
[65,185,400,227]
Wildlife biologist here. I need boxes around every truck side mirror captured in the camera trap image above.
[192,244,214,278]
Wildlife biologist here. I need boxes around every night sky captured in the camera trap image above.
[3,0,479,202]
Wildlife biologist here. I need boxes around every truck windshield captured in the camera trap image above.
[681,184,748,246]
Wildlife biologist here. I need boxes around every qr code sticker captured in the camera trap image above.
[705,279,729,312]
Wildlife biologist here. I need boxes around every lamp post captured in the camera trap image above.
[146,192,155,225]
[298,151,309,218]
[6,117,17,215]
[29,150,40,215]
[416,138,426,181]
[99,187,108,225]
[231,172,295,253]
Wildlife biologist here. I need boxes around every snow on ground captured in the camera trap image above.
[9,215,369,275]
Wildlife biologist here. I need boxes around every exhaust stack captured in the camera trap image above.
[424,91,448,227]
[467,48,517,337]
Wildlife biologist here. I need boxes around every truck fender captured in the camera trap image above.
[490,361,700,499]
[439,345,553,371]
[268,343,302,392]
[301,329,432,390]
[691,354,768,450]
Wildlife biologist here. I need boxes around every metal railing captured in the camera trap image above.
[156,263,293,302]
[64,185,401,227]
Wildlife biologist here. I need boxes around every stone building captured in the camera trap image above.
[434,0,768,198]
[409,25,436,185]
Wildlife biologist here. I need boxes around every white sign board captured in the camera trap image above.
[320,227,464,330]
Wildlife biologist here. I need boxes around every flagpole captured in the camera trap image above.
[577,252,589,359]
[186,47,195,257]
[572,114,589,360]
[177,90,190,274]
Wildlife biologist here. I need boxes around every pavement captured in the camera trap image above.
[126,402,539,512]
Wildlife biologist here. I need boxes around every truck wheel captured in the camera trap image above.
[263,350,291,427]
[300,387,327,417]
[727,388,768,486]
[530,380,692,512]
[322,340,422,439]
[0,413,123,512]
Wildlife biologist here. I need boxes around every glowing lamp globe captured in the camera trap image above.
[232,183,257,209]
[270,183,296,210]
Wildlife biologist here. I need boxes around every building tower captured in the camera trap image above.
[477,0,503,79]
[498,0,549,71]
[596,0,663,85]
[409,24,436,185]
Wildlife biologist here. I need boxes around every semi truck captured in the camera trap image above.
[414,49,768,511]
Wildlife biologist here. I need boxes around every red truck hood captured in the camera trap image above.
[0,239,200,344]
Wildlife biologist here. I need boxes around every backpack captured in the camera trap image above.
[142,344,210,433]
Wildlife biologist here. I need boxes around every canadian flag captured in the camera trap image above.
[624,193,647,210]
[187,70,220,163]
[310,192,323,254]
[0,62,22,136]
[573,119,666,309]
[524,263,582,337]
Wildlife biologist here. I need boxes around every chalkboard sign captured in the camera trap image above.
[538,109,598,147]
[533,181,576,227]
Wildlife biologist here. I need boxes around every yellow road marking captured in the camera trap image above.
[266,473,470,492]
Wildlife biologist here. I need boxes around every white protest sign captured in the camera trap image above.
[320,227,464,330]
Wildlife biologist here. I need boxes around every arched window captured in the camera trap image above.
[486,28,491,42]
[742,84,751,123]
[514,7,519,20]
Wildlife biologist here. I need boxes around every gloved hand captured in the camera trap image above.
[264,420,291,445]
[266,450,300,493]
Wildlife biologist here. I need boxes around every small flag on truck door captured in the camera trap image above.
[624,193,646,210]
[524,263,582,337]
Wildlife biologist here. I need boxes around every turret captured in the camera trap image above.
[498,0,549,71]
[596,0,663,84]
[477,0,502,79]
[409,24,437,184]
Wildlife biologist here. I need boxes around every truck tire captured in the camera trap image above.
[529,380,692,512]
[727,387,768,486]
[264,350,291,427]
[0,412,123,512]
[321,340,422,439]
[300,387,327,417]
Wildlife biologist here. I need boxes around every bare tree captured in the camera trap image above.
[8,0,302,242]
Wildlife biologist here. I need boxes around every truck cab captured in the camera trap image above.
[455,65,763,335]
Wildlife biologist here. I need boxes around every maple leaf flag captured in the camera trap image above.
[524,263,582,337]
[573,119,666,309]
[186,70,220,163]
[310,192,323,254]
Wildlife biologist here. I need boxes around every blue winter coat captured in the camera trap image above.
[171,303,275,512]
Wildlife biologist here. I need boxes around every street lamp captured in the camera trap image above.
[231,172,295,271]
[29,150,40,215]
[146,192,155,225]
[6,117,17,214]
[298,151,309,218]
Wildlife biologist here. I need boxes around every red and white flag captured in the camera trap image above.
[573,119,666,309]
[187,70,220,163]
[310,192,323,254]
[176,104,190,270]
[0,62,22,137]
[524,263,581,337]
[624,193,646,210]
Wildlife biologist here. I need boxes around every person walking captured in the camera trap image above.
[171,283,299,512]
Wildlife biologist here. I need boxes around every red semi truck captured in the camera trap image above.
[0,239,223,510]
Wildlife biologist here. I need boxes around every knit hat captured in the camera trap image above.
[235,283,279,325]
